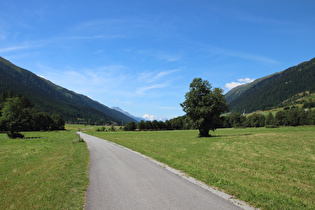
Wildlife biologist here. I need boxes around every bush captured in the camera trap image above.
[124,121,137,131]
[265,125,279,128]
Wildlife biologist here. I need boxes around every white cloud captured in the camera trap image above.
[142,114,155,121]
[225,78,255,90]
[238,78,255,83]
[225,82,243,90]
[142,114,169,122]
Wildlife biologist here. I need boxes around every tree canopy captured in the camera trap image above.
[180,78,228,137]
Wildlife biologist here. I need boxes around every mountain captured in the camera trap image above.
[225,72,282,103]
[226,57,315,113]
[0,56,135,124]
[111,107,141,122]
[112,107,170,122]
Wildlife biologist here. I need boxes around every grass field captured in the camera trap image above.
[65,124,123,132]
[87,126,315,209]
[0,131,89,209]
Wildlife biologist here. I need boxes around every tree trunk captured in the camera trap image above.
[199,128,211,137]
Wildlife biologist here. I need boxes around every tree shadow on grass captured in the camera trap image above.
[23,137,41,139]
[200,133,253,138]
[229,133,253,136]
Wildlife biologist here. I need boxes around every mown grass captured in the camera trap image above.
[0,131,89,209]
[87,126,315,209]
[65,124,123,132]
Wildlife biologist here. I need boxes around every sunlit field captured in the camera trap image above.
[0,131,89,209]
[88,126,315,209]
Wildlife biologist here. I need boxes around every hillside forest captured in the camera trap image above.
[227,57,315,113]
[0,56,135,125]
[0,90,65,138]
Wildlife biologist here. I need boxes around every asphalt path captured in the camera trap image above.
[79,132,250,210]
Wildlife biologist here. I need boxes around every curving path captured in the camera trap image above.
[79,132,252,210]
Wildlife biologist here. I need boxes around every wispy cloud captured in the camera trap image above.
[135,69,181,95]
[70,17,172,39]
[138,69,180,83]
[136,49,182,62]
[233,11,294,26]
[207,46,279,64]
[136,83,168,95]
[159,106,182,110]
[37,63,129,95]
[37,63,181,102]
[0,30,7,40]
[0,45,34,53]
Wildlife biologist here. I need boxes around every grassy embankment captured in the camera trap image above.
[88,126,315,209]
[0,131,89,209]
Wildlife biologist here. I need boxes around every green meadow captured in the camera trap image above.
[88,126,315,209]
[0,131,89,209]
[1,126,314,209]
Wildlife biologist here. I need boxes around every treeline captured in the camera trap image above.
[123,117,195,131]
[123,107,315,131]
[223,108,315,128]
[0,90,65,138]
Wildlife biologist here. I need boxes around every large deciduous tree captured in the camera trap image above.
[180,78,228,137]
[0,97,29,138]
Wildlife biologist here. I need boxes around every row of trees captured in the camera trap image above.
[123,107,315,132]
[223,108,315,128]
[0,91,65,138]
[123,117,194,131]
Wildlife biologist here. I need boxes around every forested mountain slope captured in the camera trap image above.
[0,56,136,124]
[226,57,315,113]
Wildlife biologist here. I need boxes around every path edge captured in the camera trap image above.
[78,132,258,210]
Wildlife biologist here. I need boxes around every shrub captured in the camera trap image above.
[265,125,279,128]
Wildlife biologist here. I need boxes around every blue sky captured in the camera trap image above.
[1,0,314,120]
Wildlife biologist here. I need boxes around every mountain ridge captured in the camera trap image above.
[225,57,315,113]
[111,106,142,122]
[0,56,136,124]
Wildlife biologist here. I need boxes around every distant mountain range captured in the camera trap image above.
[111,107,144,122]
[225,57,315,113]
[112,107,169,122]
[0,56,136,124]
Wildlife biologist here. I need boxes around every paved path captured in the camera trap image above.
[79,132,249,210]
